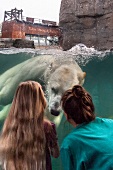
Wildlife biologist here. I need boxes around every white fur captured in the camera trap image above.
[0,55,86,125]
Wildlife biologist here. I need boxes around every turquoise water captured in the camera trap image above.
[0,48,113,170]
[83,53,113,119]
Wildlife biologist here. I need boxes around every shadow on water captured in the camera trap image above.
[0,46,113,170]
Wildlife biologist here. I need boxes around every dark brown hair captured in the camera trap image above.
[0,81,47,170]
[61,85,95,124]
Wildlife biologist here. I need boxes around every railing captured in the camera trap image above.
[22,16,58,26]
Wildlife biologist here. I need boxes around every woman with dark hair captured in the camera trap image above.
[60,85,113,170]
[0,81,59,170]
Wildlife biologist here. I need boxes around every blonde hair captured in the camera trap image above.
[0,81,47,170]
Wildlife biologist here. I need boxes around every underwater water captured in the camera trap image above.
[0,45,113,170]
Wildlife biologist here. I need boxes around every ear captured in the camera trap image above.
[77,72,86,85]
[64,112,70,120]
[82,72,86,79]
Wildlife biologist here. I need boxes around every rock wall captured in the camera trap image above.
[59,0,113,51]
[0,39,35,48]
[13,39,35,48]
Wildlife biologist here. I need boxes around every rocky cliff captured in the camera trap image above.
[59,0,113,51]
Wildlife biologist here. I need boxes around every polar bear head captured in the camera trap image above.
[45,62,86,116]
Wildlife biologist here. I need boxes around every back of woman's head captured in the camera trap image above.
[61,85,95,124]
[0,81,47,170]
[13,81,47,120]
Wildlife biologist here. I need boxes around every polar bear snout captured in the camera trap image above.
[49,101,61,116]
[48,95,61,116]
[51,109,60,116]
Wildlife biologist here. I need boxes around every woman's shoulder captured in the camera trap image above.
[44,119,54,127]
[44,119,56,133]
[44,119,58,148]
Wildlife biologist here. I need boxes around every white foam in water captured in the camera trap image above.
[67,43,111,65]
[0,47,38,55]
[0,44,111,66]
[69,43,95,53]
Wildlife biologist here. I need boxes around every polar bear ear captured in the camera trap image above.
[77,72,86,85]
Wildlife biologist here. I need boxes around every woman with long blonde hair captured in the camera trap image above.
[0,81,59,170]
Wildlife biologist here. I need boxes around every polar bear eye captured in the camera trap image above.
[51,87,58,94]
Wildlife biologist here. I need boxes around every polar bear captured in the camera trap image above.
[44,57,86,116]
[0,54,86,125]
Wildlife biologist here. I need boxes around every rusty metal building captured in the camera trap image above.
[1,8,61,46]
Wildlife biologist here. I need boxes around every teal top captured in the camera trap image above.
[60,117,113,170]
